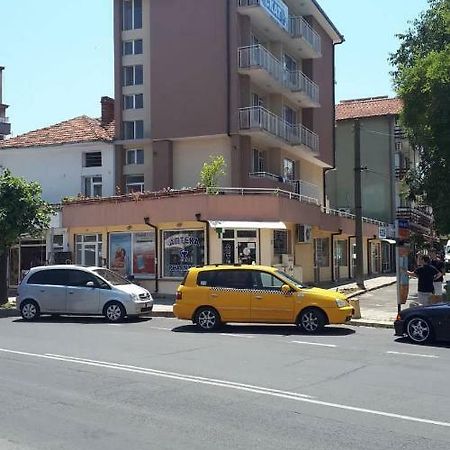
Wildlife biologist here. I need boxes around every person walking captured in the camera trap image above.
[430,250,446,301]
[407,255,440,306]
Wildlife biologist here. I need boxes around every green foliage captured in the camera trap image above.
[390,0,450,233]
[199,155,227,191]
[0,169,54,252]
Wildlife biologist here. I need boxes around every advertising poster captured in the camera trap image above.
[132,232,155,277]
[109,233,132,276]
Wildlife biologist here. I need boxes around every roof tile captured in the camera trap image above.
[336,97,403,121]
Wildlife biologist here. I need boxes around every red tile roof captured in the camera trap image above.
[336,97,403,121]
[0,115,115,149]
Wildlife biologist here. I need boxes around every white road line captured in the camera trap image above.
[386,351,439,359]
[220,333,255,339]
[290,340,337,348]
[1,347,450,428]
[149,327,173,331]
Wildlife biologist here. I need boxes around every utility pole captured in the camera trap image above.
[354,119,365,289]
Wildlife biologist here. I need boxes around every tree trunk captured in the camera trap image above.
[0,249,9,305]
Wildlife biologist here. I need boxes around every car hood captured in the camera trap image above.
[113,284,151,297]
[299,287,347,302]
[401,302,450,317]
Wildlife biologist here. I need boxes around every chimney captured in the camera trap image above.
[101,96,114,125]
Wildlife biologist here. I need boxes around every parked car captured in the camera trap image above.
[17,265,153,322]
[394,303,450,344]
[173,264,354,332]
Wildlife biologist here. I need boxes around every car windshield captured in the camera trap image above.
[93,268,132,286]
[275,270,304,288]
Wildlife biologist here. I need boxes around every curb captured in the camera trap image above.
[149,310,175,318]
[348,320,394,329]
[0,309,19,318]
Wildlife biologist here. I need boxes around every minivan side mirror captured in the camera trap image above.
[126,274,135,282]
[86,281,95,288]
[281,284,292,295]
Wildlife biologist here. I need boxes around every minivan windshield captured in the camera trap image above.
[275,270,304,288]
[93,268,132,286]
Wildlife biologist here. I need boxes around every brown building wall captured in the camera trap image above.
[153,140,173,190]
[150,0,231,140]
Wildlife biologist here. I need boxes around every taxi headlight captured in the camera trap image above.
[336,298,348,308]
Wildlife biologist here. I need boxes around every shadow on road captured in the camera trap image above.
[12,315,153,325]
[172,324,355,337]
[394,337,450,349]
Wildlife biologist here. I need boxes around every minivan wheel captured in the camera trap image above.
[20,300,40,321]
[104,302,126,323]
[195,307,221,331]
[406,317,433,344]
[298,308,326,333]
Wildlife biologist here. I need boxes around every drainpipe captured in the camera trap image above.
[348,235,356,279]
[144,217,159,293]
[331,228,343,282]
[367,235,377,277]
[196,213,210,265]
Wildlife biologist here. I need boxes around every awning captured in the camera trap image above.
[381,238,396,244]
[208,220,286,230]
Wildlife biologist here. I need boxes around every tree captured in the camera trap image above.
[199,155,227,191]
[390,0,450,233]
[0,170,54,304]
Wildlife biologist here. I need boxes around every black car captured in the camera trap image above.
[394,303,450,344]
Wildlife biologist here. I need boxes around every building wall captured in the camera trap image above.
[0,142,115,203]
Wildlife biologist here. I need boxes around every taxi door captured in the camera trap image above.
[250,271,294,323]
[209,269,252,322]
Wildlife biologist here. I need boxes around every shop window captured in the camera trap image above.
[273,230,291,255]
[75,234,103,267]
[314,238,330,267]
[335,240,348,266]
[109,232,155,278]
[236,230,257,238]
[162,230,205,278]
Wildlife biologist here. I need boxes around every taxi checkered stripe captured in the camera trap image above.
[210,287,286,295]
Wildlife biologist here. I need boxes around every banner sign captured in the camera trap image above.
[260,0,289,31]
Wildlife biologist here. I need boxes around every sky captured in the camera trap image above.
[0,0,429,136]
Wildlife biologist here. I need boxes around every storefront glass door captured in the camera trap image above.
[220,230,258,264]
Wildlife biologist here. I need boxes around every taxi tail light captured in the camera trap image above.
[176,291,182,301]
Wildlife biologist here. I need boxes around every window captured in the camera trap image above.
[83,176,102,197]
[123,93,143,110]
[283,158,295,180]
[252,148,265,172]
[283,105,297,125]
[163,230,205,278]
[126,175,144,193]
[197,271,216,287]
[335,240,348,266]
[83,152,102,167]
[314,238,330,267]
[122,0,142,30]
[253,271,284,290]
[283,54,297,72]
[122,65,143,86]
[126,148,144,165]
[67,270,102,288]
[123,120,144,139]
[213,270,251,289]
[395,141,402,152]
[52,235,64,250]
[122,39,143,55]
[75,234,103,267]
[273,230,290,255]
[252,93,264,107]
[27,269,67,286]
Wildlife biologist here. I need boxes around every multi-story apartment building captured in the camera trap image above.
[0,66,11,140]
[61,0,390,294]
[327,96,434,273]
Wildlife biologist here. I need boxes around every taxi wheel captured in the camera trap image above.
[195,307,221,331]
[298,308,326,333]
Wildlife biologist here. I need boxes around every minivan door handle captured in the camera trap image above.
[255,296,263,300]
[211,293,218,298]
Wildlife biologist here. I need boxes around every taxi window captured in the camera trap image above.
[213,270,252,289]
[251,271,284,291]
[197,271,216,287]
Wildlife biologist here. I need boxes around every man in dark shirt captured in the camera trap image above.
[408,255,440,306]
[430,250,445,300]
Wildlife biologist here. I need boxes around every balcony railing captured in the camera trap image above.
[289,16,321,55]
[238,45,319,104]
[239,106,319,153]
[395,167,408,180]
[397,206,434,230]
[237,0,321,55]
[0,116,9,123]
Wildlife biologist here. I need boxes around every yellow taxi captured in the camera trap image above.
[173,265,354,332]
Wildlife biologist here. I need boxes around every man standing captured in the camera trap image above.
[408,255,440,306]
[430,250,446,301]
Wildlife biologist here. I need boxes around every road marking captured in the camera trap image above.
[1,347,450,428]
[290,340,337,348]
[220,333,254,339]
[386,351,439,359]
[149,326,173,331]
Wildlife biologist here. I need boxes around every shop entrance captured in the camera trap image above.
[221,229,258,265]
[8,238,46,287]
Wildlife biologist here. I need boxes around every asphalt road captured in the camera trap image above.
[1,315,449,449]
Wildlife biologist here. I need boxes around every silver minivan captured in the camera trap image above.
[17,265,153,322]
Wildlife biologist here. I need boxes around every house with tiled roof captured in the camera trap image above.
[326,96,433,276]
[0,97,117,287]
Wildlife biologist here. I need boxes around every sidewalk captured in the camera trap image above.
[1,274,399,325]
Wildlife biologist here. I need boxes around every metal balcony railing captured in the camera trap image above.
[0,116,9,123]
[397,206,434,229]
[238,45,319,103]
[289,16,321,54]
[395,167,408,180]
[239,106,319,153]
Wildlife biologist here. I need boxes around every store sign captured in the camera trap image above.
[260,0,289,31]
[378,227,387,239]
[396,219,410,241]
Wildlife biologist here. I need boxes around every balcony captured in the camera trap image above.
[248,172,321,204]
[397,206,434,234]
[0,116,10,136]
[237,0,321,59]
[395,167,408,180]
[238,45,319,107]
[239,106,319,159]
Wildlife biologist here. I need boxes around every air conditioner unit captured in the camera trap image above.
[296,224,312,243]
